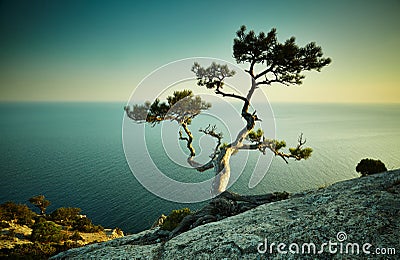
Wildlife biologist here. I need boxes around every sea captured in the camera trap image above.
[0,102,399,234]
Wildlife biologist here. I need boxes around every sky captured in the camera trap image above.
[0,0,399,103]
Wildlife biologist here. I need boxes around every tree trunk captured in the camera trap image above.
[211,148,232,196]
[211,125,252,196]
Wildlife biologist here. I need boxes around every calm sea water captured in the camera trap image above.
[0,102,399,233]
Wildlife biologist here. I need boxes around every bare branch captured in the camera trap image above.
[256,79,290,86]
[179,122,195,157]
[214,86,248,103]
[199,124,223,160]
[192,62,260,132]
[191,159,214,172]
[178,129,188,142]
[254,65,274,80]
[178,123,218,172]
[214,86,258,131]
[297,133,306,147]
[245,58,257,78]
[238,143,258,150]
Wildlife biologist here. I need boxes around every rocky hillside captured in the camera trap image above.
[52,170,399,259]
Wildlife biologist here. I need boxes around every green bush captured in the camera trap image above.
[4,241,84,259]
[31,221,66,243]
[72,217,103,233]
[356,158,387,177]
[50,207,81,225]
[5,241,82,259]
[7,242,57,259]
[161,208,191,231]
[56,241,82,253]
[115,227,124,236]
[0,201,35,226]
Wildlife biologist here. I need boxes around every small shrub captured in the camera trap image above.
[56,241,81,253]
[115,227,123,236]
[151,214,167,229]
[31,221,66,243]
[7,241,82,258]
[9,242,57,259]
[34,216,47,224]
[356,158,387,177]
[50,207,81,225]
[161,208,191,231]
[72,217,103,233]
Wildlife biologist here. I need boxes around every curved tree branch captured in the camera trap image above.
[190,159,214,172]
[192,61,260,131]
[179,122,195,157]
[239,133,312,164]
[199,124,223,160]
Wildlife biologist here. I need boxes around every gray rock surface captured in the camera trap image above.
[52,170,399,259]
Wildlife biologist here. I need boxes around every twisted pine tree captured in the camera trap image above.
[125,25,331,197]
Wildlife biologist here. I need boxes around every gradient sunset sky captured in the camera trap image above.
[0,0,399,103]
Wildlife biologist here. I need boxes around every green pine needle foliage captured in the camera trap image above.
[356,158,387,177]
[289,147,313,159]
[161,208,192,231]
[247,128,264,143]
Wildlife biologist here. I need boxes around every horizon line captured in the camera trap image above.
[1,100,399,105]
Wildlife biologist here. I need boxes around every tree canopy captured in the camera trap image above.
[124,90,211,126]
[233,25,331,84]
[50,207,81,225]
[356,158,387,177]
[0,201,35,226]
